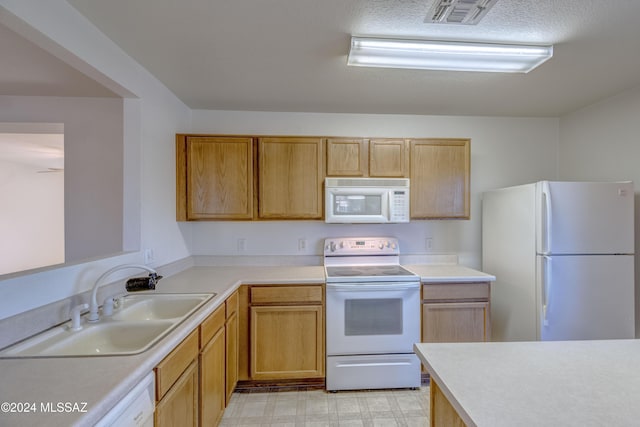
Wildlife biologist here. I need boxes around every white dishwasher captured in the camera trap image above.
[94,372,155,427]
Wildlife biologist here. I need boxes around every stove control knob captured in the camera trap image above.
[378,242,384,250]
[391,242,397,249]
[330,242,337,252]
[339,241,345,249]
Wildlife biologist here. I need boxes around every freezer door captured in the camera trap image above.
[537,255,635,341]
[536,181,634,255]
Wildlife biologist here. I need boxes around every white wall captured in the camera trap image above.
[0,95,124,262]
[559,85,640,336]
[189,111,560,269]
[0,1,192,320]
[0,159,63,274]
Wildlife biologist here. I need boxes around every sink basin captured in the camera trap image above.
[111,294,212,321]
[0,293,214,358]
[3,321,175,357]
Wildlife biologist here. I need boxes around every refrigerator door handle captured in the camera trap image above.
[542,256,551,326]
[541,181,552,254]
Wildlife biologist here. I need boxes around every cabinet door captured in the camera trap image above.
[225,310,238,405]
[258,137,324,219]
[155,360,198,427]
[326,138,368,176]
[250,305,324,379]
[200,326,226,427]
[410,139,470,219]
[430,379,466,427]
[155,330,199,400]
[369,139,408,177]
[181,136,254,220]
[422,301,489,343]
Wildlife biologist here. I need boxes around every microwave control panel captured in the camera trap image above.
[389,189,409,222]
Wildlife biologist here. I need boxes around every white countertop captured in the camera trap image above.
[0,263,489,426]
[406,264,495,282]
[414,340,640,427]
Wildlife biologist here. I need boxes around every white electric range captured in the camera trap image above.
[324,237,421,391]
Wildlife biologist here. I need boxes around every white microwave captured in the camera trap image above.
[325,178,410,223]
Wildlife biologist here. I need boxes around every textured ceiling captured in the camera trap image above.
[9,1,640,117]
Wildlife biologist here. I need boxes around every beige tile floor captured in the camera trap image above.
[220,386,430,426]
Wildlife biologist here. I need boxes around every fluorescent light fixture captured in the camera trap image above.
[347,37,553,73]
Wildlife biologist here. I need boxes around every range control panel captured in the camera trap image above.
[324,237,399,255]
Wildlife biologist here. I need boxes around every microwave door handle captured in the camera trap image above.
[383,191,391,219]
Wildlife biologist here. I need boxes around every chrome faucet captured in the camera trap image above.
[88,264,158,322]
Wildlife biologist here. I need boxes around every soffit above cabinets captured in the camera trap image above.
[0,22,118,98]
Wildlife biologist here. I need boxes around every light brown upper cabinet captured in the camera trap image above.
[176,135,254,220]
[326,138,408,178]
[326,138,368,176]
[369,139,409,177]
[176,134,470,221]
[410,139,470,219]
[258,137,324,219]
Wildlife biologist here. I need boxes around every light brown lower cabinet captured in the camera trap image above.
[155,290,239,427]
[155,360,199,427]
[241,285,325,382]
[155,330,199,427]
[250,305,324,379]
[422,282,491,343]
[225,295,239,404]
[430,379,466,427]
[200,319,225,426]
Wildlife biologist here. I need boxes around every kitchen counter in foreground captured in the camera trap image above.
[414,339,640,427]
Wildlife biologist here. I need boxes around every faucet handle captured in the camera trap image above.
[102,297,115,317]
[102,294,126,316]
[70,303,89,331]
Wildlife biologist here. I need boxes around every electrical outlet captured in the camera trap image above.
[425,238,434,251]
[237,238,246,252]
[298,238,307,251]
[144,248,154,265]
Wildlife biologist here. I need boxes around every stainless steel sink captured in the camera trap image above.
[0,293,215,358]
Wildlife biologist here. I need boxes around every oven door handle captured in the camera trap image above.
[326,283,420,292]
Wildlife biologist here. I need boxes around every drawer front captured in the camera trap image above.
[200,304,225,346]
[155,329,199,400]
[250,285,323,305]
[422,282,490,301]
[225,291,239,318]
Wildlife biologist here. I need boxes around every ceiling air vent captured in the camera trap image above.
[426,0,498,25]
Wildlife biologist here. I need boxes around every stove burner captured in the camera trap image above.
[323,238,419,283]
[325,265,417,279]
[328,268,361,276]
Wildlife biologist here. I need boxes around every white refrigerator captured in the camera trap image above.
[482,181,635,341]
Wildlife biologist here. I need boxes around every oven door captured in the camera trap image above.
[326,282,420,355]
